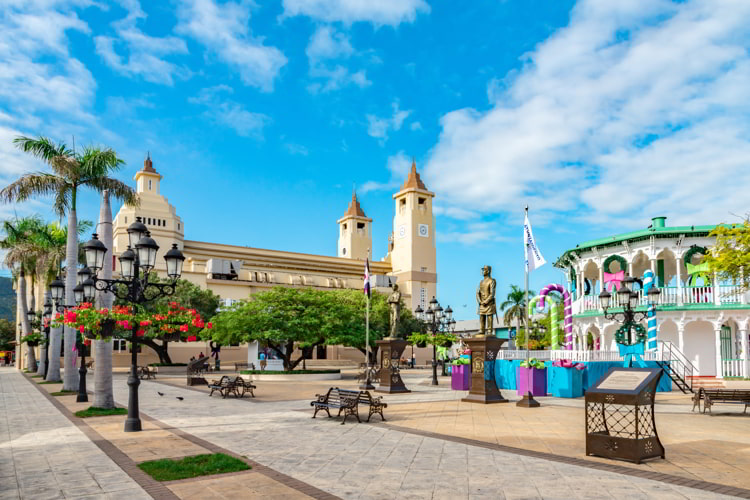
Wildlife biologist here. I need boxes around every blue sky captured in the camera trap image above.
[2,0,750,319]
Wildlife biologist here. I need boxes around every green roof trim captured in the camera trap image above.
[554,221,741,269]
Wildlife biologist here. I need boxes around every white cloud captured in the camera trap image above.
[360,151,411,193]
[366,101,412,142]
[305,26,370,93]
[176,0,287,92]
[188,85,269,138]
[424,0,750,228]
[282,0,430,26]
[436,222,506,245]
[410,121,422,131]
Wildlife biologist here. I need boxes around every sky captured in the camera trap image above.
[1,0,750,320]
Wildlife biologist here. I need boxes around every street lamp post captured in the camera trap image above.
[84,217,185,433]
[599,276,661,342]
[415,297,455,386]
[43,298,52,379]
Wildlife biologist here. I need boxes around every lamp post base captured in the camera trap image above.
[516,392,540,408]
[124,361,142,433]
[76,362,88,403]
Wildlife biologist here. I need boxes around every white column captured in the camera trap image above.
[598,265,604,295]
[577,271,584,299]
[650,258,656,276]
[676,256,683,305]
[715,326,723,379]
[713,272,721,306]
[628,260,633,277]
[741,326,749,379]
[677,322,685,353]
[598,332,605,351]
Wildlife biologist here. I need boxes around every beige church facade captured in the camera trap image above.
[104,156,439,367]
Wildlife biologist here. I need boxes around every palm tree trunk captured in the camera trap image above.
[37,291,50,376]
[62,208,79,391]
[46,324,62,381]
[19,270,34,371]
[14,277,21,369]
[94,190,115,408]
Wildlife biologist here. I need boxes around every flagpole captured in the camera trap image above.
[518,205,540,408]
[361,251,374,390]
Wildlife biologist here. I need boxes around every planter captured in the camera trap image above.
[549,366,584,398]
[516,366,547,397]
[442,340,453,348]
[99,319,116,338]
[84,331,97,340]
[162,331,182,342]
[416,341,427,348]
[451,364,471,390]
[26,341,39,347]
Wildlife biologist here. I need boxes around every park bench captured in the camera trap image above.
[234,362,249,372]
[208,376,236,398]
[692,388,750,414]
[137,365,157,380]
[187,357,210,386]
[310,387,387,425]
[232,376,256,398]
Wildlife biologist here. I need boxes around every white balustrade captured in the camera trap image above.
[578,284,744,311]
[721,358,745,378]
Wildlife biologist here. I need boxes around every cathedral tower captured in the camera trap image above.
[337,191,372,260]
[389,160,437,311]
[113,155,184,271]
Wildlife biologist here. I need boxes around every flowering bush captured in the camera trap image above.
[53,301,212,342]
[21,332,45,345]
[520,357,545,369]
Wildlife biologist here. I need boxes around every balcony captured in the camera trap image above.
[577,284,748,313]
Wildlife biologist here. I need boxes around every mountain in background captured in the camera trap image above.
[0,277,15,322]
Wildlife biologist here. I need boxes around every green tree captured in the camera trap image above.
[0,318,15,351]
[208,287,334,370]
[2,136,137,390]
[500,285,535,329]
[704,220,750,292]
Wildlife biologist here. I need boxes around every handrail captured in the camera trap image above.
[660,341,695,392]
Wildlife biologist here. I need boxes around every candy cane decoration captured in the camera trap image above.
[538,284,572,350]
[529,295,561,350]
[643,270,658,351]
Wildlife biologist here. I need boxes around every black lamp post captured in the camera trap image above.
[75,267,96,403]
[25,309,36,371]
[84,217,185,432]
[598,276,661,345]
[415,297,456,386]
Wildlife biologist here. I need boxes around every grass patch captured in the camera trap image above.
[240,369,340,375]
[50,390,77,396]
[38,381,62,384]
[31,375,43,378]
[75,407,128,418]
[138,453,249,481]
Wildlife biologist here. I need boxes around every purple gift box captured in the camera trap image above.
[516,366,547,396]
[451,364,471,390]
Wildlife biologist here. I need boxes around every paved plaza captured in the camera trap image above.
[2,367,750,499]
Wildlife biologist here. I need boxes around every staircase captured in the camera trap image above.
[688,377,726,389]
[656,341,697,394]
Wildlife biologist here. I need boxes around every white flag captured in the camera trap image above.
[524,213,546,272]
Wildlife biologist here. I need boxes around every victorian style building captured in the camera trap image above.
[555,217,750,379]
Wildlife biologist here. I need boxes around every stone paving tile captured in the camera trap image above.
[0,369,151,500]
[108,374,743,500]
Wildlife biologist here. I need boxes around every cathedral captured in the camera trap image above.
[109,156,438,365]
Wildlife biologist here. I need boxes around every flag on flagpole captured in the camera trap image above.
[363,258,371,298]
[524,212,546,272]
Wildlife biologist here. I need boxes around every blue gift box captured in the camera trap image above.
[549,366,584,398]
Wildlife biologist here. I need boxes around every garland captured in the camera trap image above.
[603,255,628,273]
[683,245,707,266]
[615,323,646,346]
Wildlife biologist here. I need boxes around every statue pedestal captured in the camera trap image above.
[461,336,508,404]
[375,338,410,394]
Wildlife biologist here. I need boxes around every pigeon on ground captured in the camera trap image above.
[157,392,164,396]
[176,396,184,401]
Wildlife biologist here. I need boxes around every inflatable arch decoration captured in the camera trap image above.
[528,295,561,350]
[538,284,572,350]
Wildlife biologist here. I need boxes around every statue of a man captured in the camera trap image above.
[476,266,496,336]
[387,284,402,338]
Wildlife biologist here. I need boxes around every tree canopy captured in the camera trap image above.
[704,220,750,292]
[208,286,420,370]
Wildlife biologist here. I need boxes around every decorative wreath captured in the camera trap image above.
[584,278,591,296]
[569,267,592,295]
[603,255,628,274]
[615,323,647,346]
[683,245,707,266]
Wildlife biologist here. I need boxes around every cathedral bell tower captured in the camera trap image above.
[389,160,437,311]
[337,192,372,260]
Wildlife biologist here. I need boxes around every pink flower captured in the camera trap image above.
[79,325,85,333]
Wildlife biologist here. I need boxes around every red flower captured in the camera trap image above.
[206,322,212,329]
[140,320,151,326]
[187,336,197,342]
[99,308,109,315]
[79,325,85,333]
[83,339,91,346]
[179,324,189,332]
[136,329,145,337]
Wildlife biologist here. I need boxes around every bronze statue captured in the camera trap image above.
[387,284,402,338]
[476,265,496,336]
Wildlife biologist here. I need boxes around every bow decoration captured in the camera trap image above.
[686,262,712,285]
[603,270,625,291]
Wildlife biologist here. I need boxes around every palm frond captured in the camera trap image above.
[80,147,124,179]
[84,176,139,207]
[13,136,71,162]
[0,173,67,208]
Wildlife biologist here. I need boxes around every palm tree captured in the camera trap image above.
[27,220,92,378]
[1,216,43,371]
[2,136,137,390]
[94,190,115,408]
[500,285,535,332]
